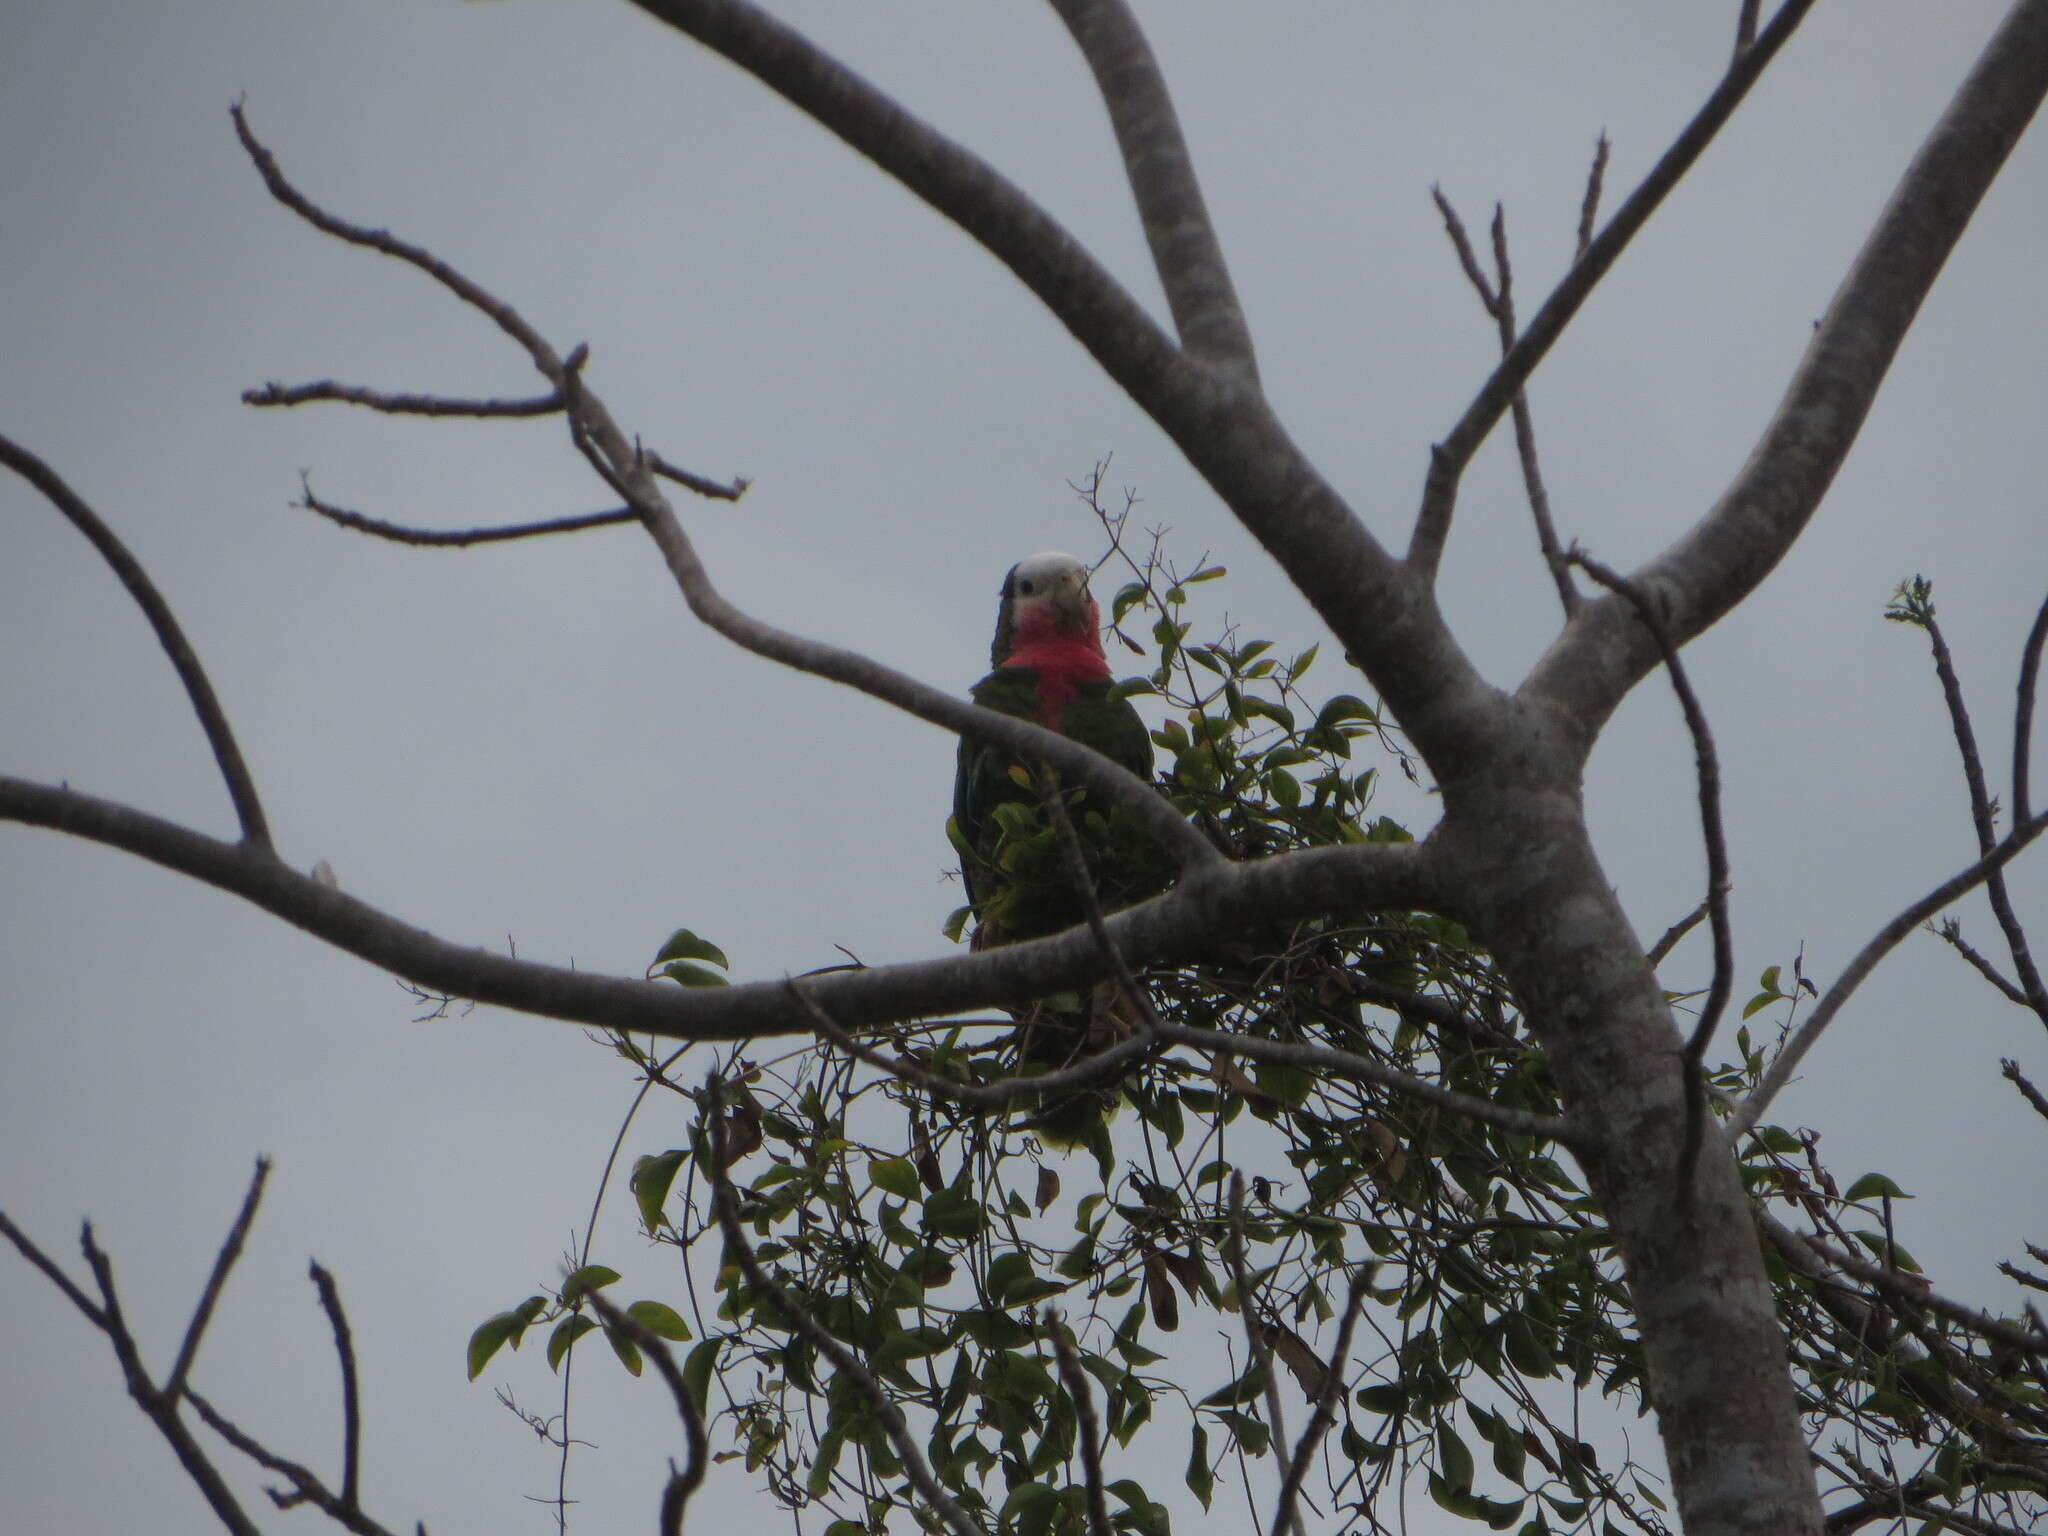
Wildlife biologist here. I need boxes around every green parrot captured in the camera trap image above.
[951,551,1158,950]
[949,552,1164,1147]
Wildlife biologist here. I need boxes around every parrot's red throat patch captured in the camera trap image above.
[1001,636,1111,726]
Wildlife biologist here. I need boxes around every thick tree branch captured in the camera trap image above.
[1,773,1437,1041]
[1532,0,2048,729]
[1047,0,1260,377]
[1407,0,1816,583]
[0,433,274,851]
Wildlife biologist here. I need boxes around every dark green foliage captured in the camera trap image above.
[474,539,2047,1536]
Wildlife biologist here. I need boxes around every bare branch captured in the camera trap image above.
[1494,211,1580,614]
[1569,551,1732,1201]
[1734,806,2048,1134]
[243,380,564,417]
[1735,0,1762,57]
[1647,897,1711,967]
[307,1263,363,1510]
[1048,0,1259,377]
[2005,1057,2048,1122]
[1227,1173,1298,1536]
[1533,0,2048,727]
[0,772,1437,1041]
[1047,1320,1113,1536]
[0,432,274,851]
[705,1080,983,1536]
[235,105,570,383]
[1576,131,1611,260]
[1909,585,2048,1019]
[297,482,639,548]
[1795,1234,2048,1357]
[581,1289,707,1536]
[0,1210,108,1328]
[1939,918,2032,1005]
[1408,0,1817,582]
[1269,1266,1370,1536]
[185,1389,405,1536]
[2013,586,2048,819]
[624,0,1185,407]
[645,448,750,501]
[165,1158,271,1403]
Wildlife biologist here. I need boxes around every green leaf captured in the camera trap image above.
[681,1337,721,1417]
[1186,1423,1215,1509]
[626,1299,693,1341]
[658,960,730,989]
[1185,564,1227,583]
[1288,643,1319,680]
[651,928,729,970]
[560,1265,622,1303]
[605,1322,644,1377]
[547,1313,598,1371]
[466,1297,545,1381]
[867,1156,922,1201]
[1438,1422,1476,1492]
[941,904,972,943]
[1844,1171,1912,1202]
[630,1149,687,1234]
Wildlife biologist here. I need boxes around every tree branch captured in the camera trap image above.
[581,1289,707,1536]
[1408,0,1817,582]
[243,380,565,416]
[296,482,640,548]
[1532,0,2048,729]
[306,1263,363,1511]
[165,1159,272,1403]
[1569,551,1733,1200]
[0,432,274,851]
[1905,583,2048,1020]
[1047,0,1260,377]
[1,771,1438,1041]
[1733,805,2048,1134]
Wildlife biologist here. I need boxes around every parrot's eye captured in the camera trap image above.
[1018,579,1036,595]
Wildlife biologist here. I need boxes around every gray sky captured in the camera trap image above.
[3,3,2044,1532]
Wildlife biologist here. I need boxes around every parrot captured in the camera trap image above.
[949,552,1164,1146]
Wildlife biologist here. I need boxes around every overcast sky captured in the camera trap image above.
[3,3,2045,1533]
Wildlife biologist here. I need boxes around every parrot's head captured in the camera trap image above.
[991,551,1103,671]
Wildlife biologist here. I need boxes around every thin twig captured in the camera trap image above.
[1270,1266,1370,1536]
[2015,589,2048,820]
[0,1210,108,1325]
[1408,0,1817,580]
[1797,1235,2048,1357]
[645,449,750,502]
[704,1077,983,1536]
[1937,919,2030,1005]
[1735,0,1762,56]
[244,380,564,416]
[1228,1173,1299,1536]
[1647,897,1710,967]
[1734,807,2048,1134]
[297,482,639,547]
[1913,592,2048,1020]
[788,979,1156,1111]
[166,1158,272,1402]
[1157,1022,1576,1141]
[582,1289,708,1536]
[1041,765,1163,1030]
[0,433,274,851]
[307,1262,363,1509]
[1570,551,1732,1201]
[185,1389,405,1536]
[2004,1058,2048,1122]
[1576,132,1611,261]
[1047,1319,1114,1536]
